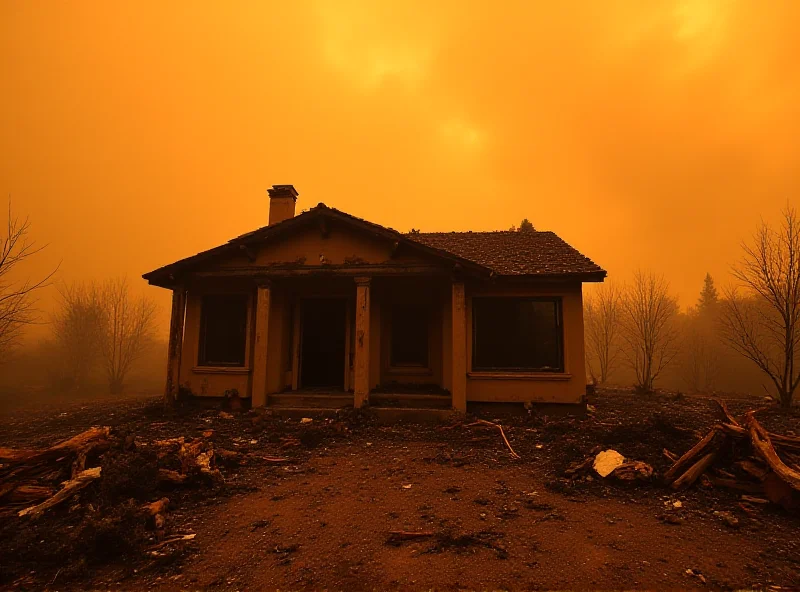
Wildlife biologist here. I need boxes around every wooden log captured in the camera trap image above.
[714,399,740,426]
[746,413,800,492]
[0,448,41,463]
[4,427,111,471]
[736,459,770,481]
[663,427,720,484]
[18,467,102,518]
[706,475,765,493]
[671,450,720,490]
[663,449,679,463]
[158,469,188,486]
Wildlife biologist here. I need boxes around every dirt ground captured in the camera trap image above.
[1,389,799,591]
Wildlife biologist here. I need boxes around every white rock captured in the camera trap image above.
[593,449,625,477]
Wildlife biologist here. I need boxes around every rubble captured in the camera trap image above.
[663,404,800,510]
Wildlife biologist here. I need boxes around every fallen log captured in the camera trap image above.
[706,475,765,493]
[720,422,800,452]
[714,399,740,426]
[736,459,770,481]
[746,413,800,492]
[18,467,102,518]
[663,427,721,484]
[671,450,720,490]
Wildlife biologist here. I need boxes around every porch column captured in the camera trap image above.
[451,280,467,412]
[164,285,187,408]
[354,276,371,408]
[251,280,272,407]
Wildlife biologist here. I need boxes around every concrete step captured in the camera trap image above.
[268,393,354,409]
[369,393,453,409]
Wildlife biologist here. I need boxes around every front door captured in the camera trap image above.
[300,298,347,389]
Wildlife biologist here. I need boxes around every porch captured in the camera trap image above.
[170,273,468,412]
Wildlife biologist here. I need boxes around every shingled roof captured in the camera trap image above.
[143,203,605,286]
[407,231,605,278]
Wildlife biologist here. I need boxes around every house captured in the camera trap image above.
[143,185,606,415]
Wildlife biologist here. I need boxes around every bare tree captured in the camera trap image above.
[620,270,680,393]
[51,282,103,391]
[0,203,56,361]
[584,282,622,384]
[96,278,157,394]
[720,206,800,408]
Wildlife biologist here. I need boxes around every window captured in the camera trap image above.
[390,303,429,366]
[472,297,563,372]
[198,294,249,366]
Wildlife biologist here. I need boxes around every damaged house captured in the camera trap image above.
[143,185,606,415]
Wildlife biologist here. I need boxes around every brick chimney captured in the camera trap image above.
[268,184,298,225]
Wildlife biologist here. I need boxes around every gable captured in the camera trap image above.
[213,219,431,269]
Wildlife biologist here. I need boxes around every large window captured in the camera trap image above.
[472,297,563,372]
[390,303,429,367]
[198,294,249,367]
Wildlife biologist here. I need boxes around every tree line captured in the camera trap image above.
[585,206,800,408]
[0,203,158,395]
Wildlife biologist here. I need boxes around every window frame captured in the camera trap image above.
[471,296,565,373]
[197,292,252,368]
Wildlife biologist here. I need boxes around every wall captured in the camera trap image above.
[464,281,587,404]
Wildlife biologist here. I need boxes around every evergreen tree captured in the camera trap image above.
[697,273,718,314]
[518,218,534,232]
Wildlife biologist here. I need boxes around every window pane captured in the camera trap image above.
[472,298,562,371]
[391,304,428,366]
[199,294,248,366]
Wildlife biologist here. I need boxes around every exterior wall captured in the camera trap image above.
[464,281,587,404]
[179,278,254,398]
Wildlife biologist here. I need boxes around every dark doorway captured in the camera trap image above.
[300,298,347,389]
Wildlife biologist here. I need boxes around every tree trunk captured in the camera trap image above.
[109,377,124,395]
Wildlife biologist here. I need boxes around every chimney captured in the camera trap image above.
[267,184,298,225]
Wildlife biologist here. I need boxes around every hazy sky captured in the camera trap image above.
[2,0,799,330]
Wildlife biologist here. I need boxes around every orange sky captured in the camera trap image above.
[2,1,799,334]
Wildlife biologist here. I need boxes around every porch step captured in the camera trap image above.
[369,393,453,409]
[268,393,354,409]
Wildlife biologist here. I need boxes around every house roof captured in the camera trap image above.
[406,231,605,277]
[142,203,606,286]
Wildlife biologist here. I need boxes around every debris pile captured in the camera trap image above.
[0,427,236,520]
[662,403,800,510]
[564,447,654,483]
[0,425,247,583]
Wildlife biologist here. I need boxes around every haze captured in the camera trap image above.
[2,0,799,326]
